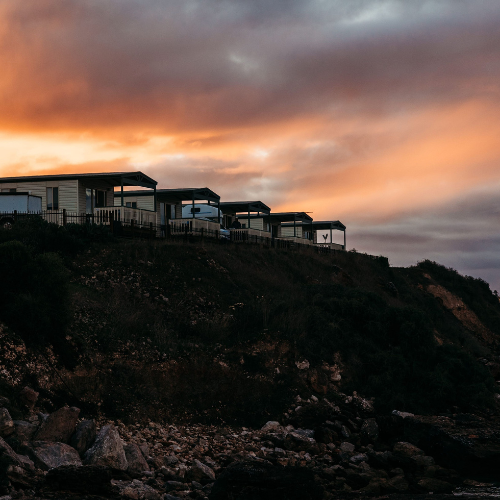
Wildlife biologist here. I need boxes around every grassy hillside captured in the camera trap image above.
[1,219,500,426]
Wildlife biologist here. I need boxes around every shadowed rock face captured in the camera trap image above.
[34,407,80,443]
[208,460,323,500]
[83,424,128,470]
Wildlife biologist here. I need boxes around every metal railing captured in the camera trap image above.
[0,210,348,255]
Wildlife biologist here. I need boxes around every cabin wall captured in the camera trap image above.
[281,225,304,238]
[0,180,79,212]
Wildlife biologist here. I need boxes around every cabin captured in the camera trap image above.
[114,187,221,236]
[282,220,346,250]
[0,172,157,226]
[219,201,271,233]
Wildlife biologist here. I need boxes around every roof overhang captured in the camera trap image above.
[260,212,313,224]
[115,187,220,203]
[0,171,157,189]
[220,201,271,215]
[282,220,346,231]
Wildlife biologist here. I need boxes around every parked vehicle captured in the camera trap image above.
[0,192,42,228]
[181,203,223,223]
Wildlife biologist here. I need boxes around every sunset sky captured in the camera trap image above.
[1,1,500,289]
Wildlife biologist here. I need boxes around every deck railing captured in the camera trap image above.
[0,210,349,255]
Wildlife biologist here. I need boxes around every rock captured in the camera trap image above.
[0,436,21,467]
[284,431,319,453]
[393,441,425,458]
[70,419,96,455]
[261,421,281,432]
[26,441,82,471]
[345,469,372,489]
[45,465,115,495]
[112,479,161,499]
[350,453,368,464]
[83,424,128,470]
[392,410,414,418]
[340,442,355,453]
[18,387,38,412]
[209,460,323,499]
[402,414,500,476]
[387,475,410,492]
[417,477,454,493]
[360,418,379,443]
[0,397,10,407]
[185,459,215,484]
[124,443,150,477]
[0,409,14,438]
[34,406,80,443]
[296,360,310,370]
[293,428,314,438]
[13,421,37,442]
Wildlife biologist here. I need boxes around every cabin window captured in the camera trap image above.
[46,187,59,210]
[126,202,137,208]
[1,188,16,193]
[86,188,94,213]
[96,190,106,207]
[190,207,201,213]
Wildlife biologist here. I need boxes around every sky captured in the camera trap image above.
[1,0,499,289]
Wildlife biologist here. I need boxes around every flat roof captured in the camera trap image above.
[220,201,271,214]
[0,171,157,189]
[115,187,220,203]
[282,220,346,230]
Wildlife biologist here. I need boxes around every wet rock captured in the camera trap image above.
[34,406,80,443]
[209,460,323,499]
[417,477,454,493]
[124,442,150,477]
[186,459,216,484]
[13,421,37,443]
[0,409,14,438]
[45,464,114,495]
[70,419,96,455]
[26,441,82,471]
[84,424,128,470]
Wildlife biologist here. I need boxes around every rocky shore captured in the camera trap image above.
[2,387,500,500]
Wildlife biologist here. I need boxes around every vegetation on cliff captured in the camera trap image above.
[0,220,499,425]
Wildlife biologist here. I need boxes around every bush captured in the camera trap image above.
[0,240,74,366]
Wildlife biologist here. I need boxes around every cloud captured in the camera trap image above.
[1,0,500,290]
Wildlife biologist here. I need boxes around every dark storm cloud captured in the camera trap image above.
[1,0,500,134]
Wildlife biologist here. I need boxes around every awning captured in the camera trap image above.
[220,201,271,215]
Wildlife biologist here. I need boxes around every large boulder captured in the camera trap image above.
[402,414,500,477]
[209,460,323,500]
[83,424,128,470]
[124,442,150,477]
[112,479,161,499]
[45,465,115,495]
[185,459,215,484]
[70,419,96,455]
[13,420,38,442]
[26,441,82,471]
[0,436,21,467]
[34,406,80,443]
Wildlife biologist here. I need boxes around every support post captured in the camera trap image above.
[293,214,296,237]
[13,210,17,223]
[330,227,333,245]
[344,229,346,250]
[247,207,250,230]
[63,209,67,226]
[192,192,195,219]
[121,179,124,207]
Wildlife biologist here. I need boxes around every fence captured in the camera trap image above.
[0,209,348,255]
